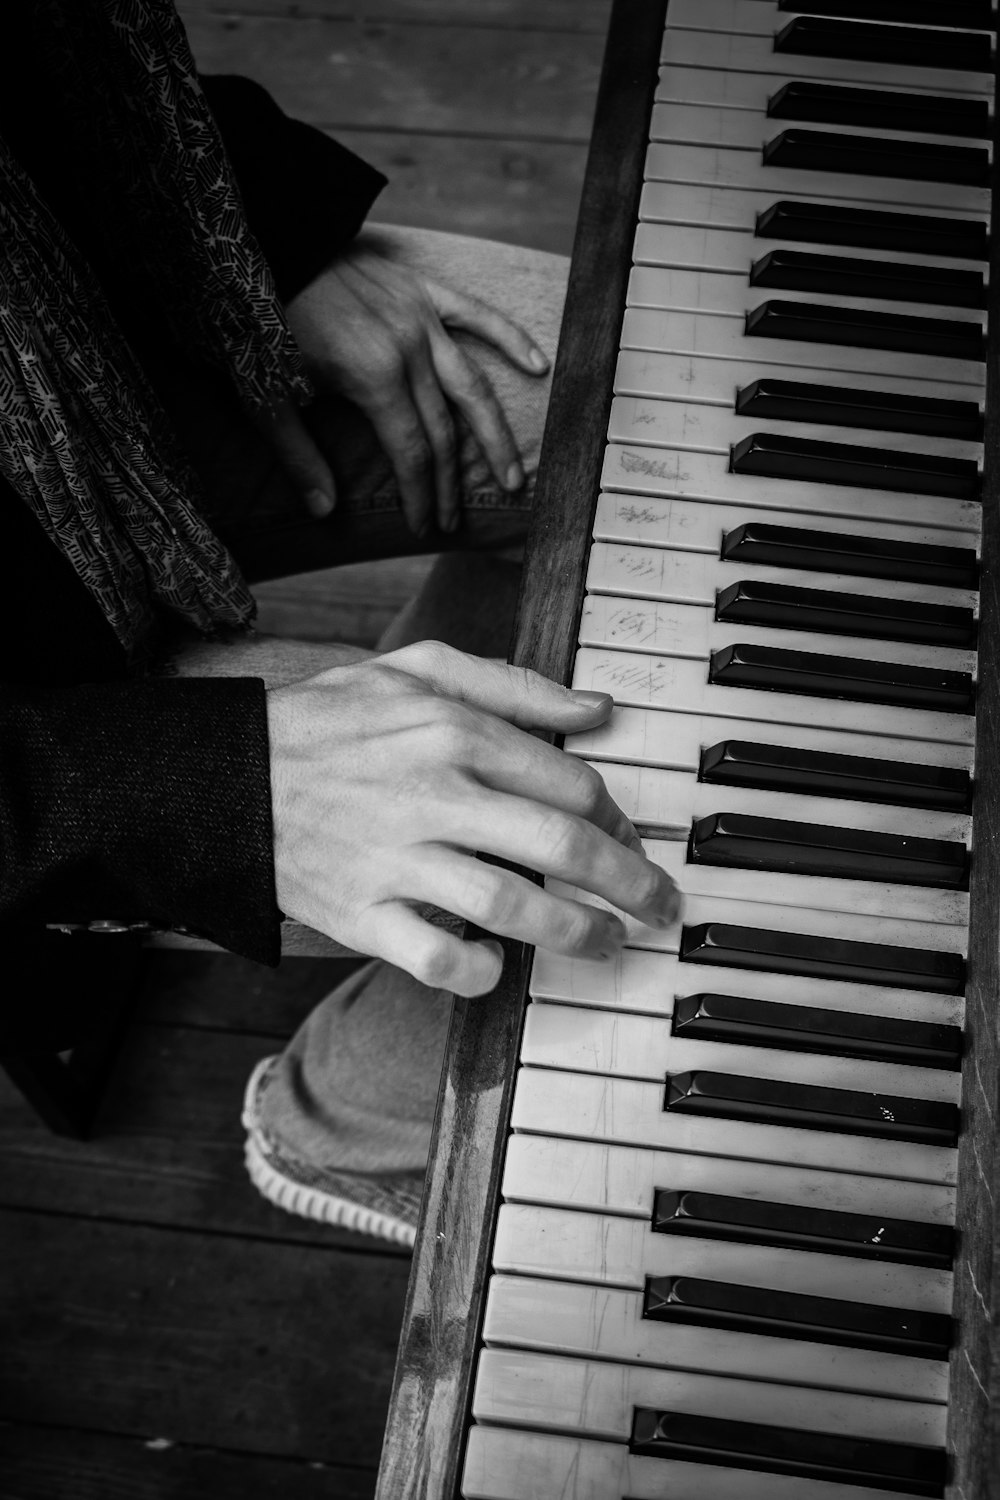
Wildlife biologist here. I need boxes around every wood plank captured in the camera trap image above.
[184,16,604,140]
[0,1210,409,1464]
[179,1,611,31]
[328,130,586,255]
[0,1421,376,1500]
[0,1022,410,1254]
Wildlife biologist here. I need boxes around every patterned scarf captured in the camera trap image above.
[0,0,313,655]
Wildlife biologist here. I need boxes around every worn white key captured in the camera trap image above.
[492,1204,951,1312]
[463,1425,934,1500]
[474,1350,947,1448]
[650,100,983,155]
[585,757,970,843]
[511,1068,957,1184]
[626,268,989,334]
[530,947,966,1027]
[501,1132,956,1225]
[580,593,976,676]
[615,345,985,414]
[632,221,989,279]
[601,443,982,528]
[657,60,993,118]
[621,304,985,386]
[659,30,992,97]
[521,1001,961,1102]
[592,489,981,554]
[482,1276,947,1402]
[573,645,974,746]
[609,390,983,463]
[667,0,992,43]
[643,142,988,215]
[569,702,975,776]
[587,544,975,612]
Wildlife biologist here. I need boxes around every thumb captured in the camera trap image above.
[382,642,615,731]
[254,400,337,519]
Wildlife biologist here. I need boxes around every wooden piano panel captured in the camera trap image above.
[375,3,1000,1495]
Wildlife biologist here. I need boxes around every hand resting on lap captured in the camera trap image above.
[267,641,680,996]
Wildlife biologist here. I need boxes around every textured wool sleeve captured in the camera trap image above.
[201,73,388,302]
[0,676,281,966]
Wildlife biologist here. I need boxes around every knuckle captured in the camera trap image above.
[398,437,433,478]
[468,867,519,928]
[411,932,457,990]
[537,809,588,870]
[567,756,605,817]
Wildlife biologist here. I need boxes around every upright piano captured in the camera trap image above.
[376,3,1000,1495]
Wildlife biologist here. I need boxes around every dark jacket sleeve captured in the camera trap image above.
[201,74,387,302]
[0,675,281,967]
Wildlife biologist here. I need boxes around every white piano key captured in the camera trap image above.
[633,221,990,285]
[572,644,975,747]
[586,757,971,844]
[615,345,985,414]
[500,1132,956,1226]
[586,543,976,612]
[492,1204,951,1313]
[657,60,992,118]
[640,180,989,270]
[481,1276,948,1402]
[621,303,985,386]
[520,1000,961,1101]
[592,488,981,553]
[650,100,983,154]
[580,594,976,676]
[530,947,966,1027]
[626,267,989,333]
[643,142,988,215]
[474,1350,947,1449]
[610,390,983,464]
[667,0,991,43]
[659,29,993,98]
[510,1068,957,1184]
[567,703,975,775]
[463,1425,935,1500]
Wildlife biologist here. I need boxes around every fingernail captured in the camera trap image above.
[505,460,525,492]
[650,877,681,928]
[306,488,335,518]
[528,347,549,373]
[571,689,613,712]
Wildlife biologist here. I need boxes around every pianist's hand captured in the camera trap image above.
[267,641,680,996]
[284,235,549,537]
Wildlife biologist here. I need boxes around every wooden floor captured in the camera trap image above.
[0,3,610,1496]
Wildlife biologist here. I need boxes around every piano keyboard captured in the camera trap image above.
[461,3,993,1496]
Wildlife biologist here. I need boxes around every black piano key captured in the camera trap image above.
[643,1275,953,1360]
[714,580,977,648]
[721,521,979,587]
[778,0,992,26]
[671,992,962,1070]
[756,201,987,261]
[688,811,969,888]
[680,921,966,994]
[745,300,985,362]
[774,16,992,73]
[729,432,981,500]
[698,740,973,813]
[763,128,989,187]
[767,81,991,139]
[733,382,984,440]
[709,642,975,713]
[664,1070,959,1147]
[630,1408,947,1496]
[652,1188,955,1269]
[749,249,986,308]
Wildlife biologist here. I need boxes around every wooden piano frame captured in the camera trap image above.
[376,3,1000,1494]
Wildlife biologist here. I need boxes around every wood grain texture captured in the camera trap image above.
[945,47,1000,1500]
[179,0,611,31]
[183,15,604,140]
[374,3,668,1495]
[0,1211,409,1465]
[0,1422,376,1500]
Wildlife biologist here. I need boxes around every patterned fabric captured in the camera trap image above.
[0,0,313,655]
